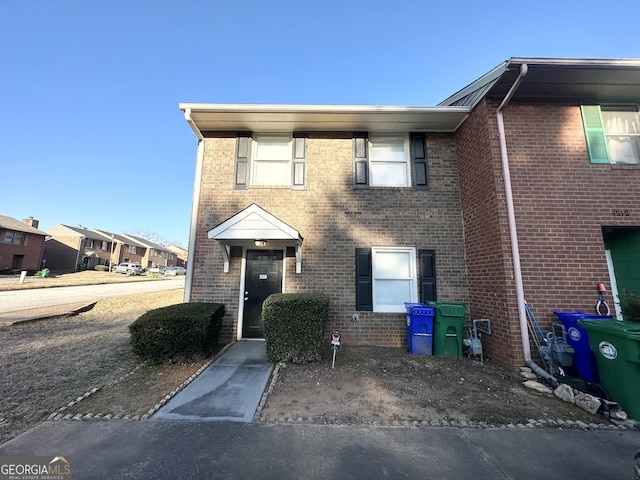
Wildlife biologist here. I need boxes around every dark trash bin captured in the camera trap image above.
[554,311,612,383]
[577,319,640,420]
[404,303,435,355]
[429,302,467,359]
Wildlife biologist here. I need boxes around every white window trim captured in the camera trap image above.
[601,104,640,165]
[371,246,418,313]
[251,134,293,186]
[368,134,411,187]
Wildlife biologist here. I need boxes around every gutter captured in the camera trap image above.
[183,109,204,302]
[495,64,555,380]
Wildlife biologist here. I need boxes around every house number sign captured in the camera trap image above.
[330,331,342,369]
[612,209,631,217]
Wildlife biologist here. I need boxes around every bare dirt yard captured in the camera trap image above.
[257,344,606,427]
[1,280,609,445]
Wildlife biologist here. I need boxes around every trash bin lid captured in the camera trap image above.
[577,319,640,338]
[432,302,466,317]
[404,302,435,316]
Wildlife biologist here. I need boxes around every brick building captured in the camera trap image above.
[0,216,48,272]
[44,225,116,271]
[180,57,640,369]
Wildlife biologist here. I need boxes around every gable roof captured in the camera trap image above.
[0,215,48,236]
[47,224,112,241]
[120,234,170,252]
[439,57,640,108]
[208,204,302,243]
[91,229,148,248]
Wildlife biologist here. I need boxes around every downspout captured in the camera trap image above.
[496,64,557,383]
[183,108,204,303]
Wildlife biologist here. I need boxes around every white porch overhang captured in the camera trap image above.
[208,204,304,273]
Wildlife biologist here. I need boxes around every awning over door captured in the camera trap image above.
[208,203,303,273]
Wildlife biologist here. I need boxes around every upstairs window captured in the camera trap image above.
[3,230,25,245]
[234,135,307,190]
[369,136,410,187]
[127,245,137,254]
[581,105,640,165]
[354,133,428,189]
[252,135,293,186]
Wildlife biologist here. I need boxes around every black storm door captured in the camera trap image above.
[243,250,283,338]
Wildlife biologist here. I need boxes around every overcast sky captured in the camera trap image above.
[2,0,639,246]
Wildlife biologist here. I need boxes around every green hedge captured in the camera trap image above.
[129,302,225,363]
[263,293,329,364]
[94,265,109,271]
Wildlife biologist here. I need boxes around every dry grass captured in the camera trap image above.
[0,289,209,445]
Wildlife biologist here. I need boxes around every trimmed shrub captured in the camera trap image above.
[94,265,109,271]
[263,293,329,364]
[621,291,640,322]
[129,302,225,363]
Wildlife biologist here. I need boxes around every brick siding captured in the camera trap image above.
[190,132,470,347]
[456,99,640,368]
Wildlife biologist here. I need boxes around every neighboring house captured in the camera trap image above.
[93,230,147,266]
[44,225,116,271]
[0,216,48,272]
[120,234,176,269]
[439,57,640,368]
[167,245,188,268]
[180,57,640,370]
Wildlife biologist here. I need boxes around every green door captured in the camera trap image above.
[603,227,640,317]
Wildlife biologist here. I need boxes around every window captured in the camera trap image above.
[369,136,410,187]
[3,230,25,245]
[354,133,428,188]
[581,105,640,165]
[101,241,108,251]
[127,245,137,254]
[86,239,94,248]
[355,247,418,312]
[252,136,292,186]
[234,135,307,189]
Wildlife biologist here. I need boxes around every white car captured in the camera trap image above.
[114,262,143,275]
[164,266,186,276]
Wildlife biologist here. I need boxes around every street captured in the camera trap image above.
[0,277,185,314]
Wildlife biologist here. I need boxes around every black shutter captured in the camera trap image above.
[292,135,307,189]
[355,248,373,311]
[418,249,437,302]
[234,135,251,189]
[411,133,428,189]
[353,133,368,188]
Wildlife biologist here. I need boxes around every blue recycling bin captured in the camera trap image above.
[404,303,435,355]
[554,311,612,383]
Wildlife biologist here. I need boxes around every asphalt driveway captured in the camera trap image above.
[1,421,638,479]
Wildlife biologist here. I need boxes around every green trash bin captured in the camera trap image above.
[428,302,467,359]
[577,319,640,421]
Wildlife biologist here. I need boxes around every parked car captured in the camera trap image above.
[147,265,166,274]
[164,266,186,276]
[114,262,143,275]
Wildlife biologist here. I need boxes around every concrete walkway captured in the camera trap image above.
[153,341,273,422]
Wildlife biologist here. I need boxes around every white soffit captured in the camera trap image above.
[180,104,470,133]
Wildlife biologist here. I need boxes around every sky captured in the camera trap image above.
[2,1,639,247]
